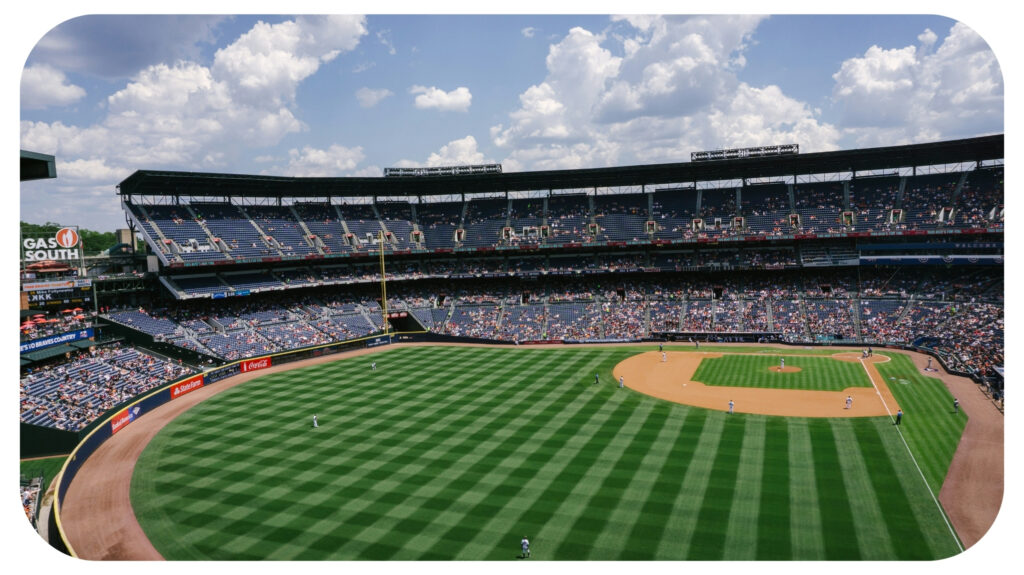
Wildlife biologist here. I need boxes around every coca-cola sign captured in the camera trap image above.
[241,357,273,372]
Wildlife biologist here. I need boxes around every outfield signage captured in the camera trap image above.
[22,279,92,291]
[22,227,82,262]
[20,328,93,353]
[241,357,273,372]
[170,374,205,399]
[366,335,392,348]
[110,406,141,435]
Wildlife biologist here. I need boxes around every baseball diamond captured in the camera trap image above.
[56,343,979,560]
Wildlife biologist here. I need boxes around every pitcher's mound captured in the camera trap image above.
[770,366,802,373]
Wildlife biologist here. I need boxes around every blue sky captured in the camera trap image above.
[16,9,1006,232]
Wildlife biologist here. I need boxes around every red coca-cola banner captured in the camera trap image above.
[241,356,273,372]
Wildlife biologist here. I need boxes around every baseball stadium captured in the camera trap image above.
[19,135,1003,561]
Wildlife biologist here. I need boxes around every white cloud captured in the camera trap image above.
[410,85,472,112]
[831,22,1002,147]
[394,136,492,168]
[283,144,366,177]
[492,15,839,171]
[377,29,396,55]
[20,15,368,230]
[356,87,393,108]
[521,27,537,38]
[21,65,86,109]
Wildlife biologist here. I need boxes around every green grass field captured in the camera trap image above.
[692,354,872,390]
[130,345,966,560]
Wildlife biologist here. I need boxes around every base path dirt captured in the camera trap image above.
[613,350,898,418]
[56,342,1001,558]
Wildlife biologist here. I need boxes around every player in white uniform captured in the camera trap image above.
[780,357,785,369]
[521,536,530,558]
[313,414,318,428]
[371,361,377,371]
[662,352,667,362]
[728,399,734,414]
[845,395,853,410]
[619,375,624,388]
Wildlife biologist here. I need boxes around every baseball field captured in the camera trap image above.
[121,344,968,560]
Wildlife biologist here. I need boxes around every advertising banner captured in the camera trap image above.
[169,374,205,399]
[241,356,273,372]
[20,328,93,353]
[110,406,141,435]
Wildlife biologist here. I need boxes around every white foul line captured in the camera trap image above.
[858,357,964,554]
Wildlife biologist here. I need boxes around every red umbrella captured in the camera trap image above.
[48,318,61,323]
[62,309,74,314]
[32,314,46,318]
[73,307,83,311]
[74,315,86,320]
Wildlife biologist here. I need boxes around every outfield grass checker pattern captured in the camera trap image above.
[131,346,963,560]
[692,355,872,391]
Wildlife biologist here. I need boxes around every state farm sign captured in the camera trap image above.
[241,357,272,372]
[170,374,205,399]
[22,227,82,262]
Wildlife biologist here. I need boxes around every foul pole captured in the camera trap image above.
[378,230,389,336]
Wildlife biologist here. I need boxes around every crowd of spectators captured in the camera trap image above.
[21,343,195,431]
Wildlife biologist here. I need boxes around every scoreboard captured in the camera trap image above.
[22,279,93,308]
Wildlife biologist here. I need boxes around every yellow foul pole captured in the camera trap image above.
[379,230,389,336]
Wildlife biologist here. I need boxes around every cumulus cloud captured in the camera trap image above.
[492,15,840,171]
[831,22,1002,147]
[410,85,472,112]
[21,65,86,109]
[356,87,393,108]
[394,135,492,168]
[282,144,366,177]
[20,15,368,230]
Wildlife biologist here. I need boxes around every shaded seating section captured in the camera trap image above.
[338,203,384,249]
[741,183,790,236]
[172,275,229,296]
[221,272,284,292]
[443,304,500,338]
[293,203,352,254]
[198,203,279,259]
[849,176,900,232]
[594,193,648,242]
[651,190,697,240]
[545,194,589,244]
[245,205,318,256]
[497,304,546,340]
[418,201,463,250]
[793,182,845,234]
[901,173,958,230]
[507,198,544,245]
[145,205,226,262]
[955,167,1003,228]
[376,200,416,249]
[462,198,507,248]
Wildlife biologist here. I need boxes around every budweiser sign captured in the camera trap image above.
[170,375,205,399]
[241,357,273,372]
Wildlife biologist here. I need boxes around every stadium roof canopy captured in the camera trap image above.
[117,134,1003,199]
[21,150,56,181]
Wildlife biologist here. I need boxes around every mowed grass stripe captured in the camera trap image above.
[830,419,896,560]
[850,420,931,559]
[692,355,871,391]
[686,416,747,560]
[807,419,860,560]
[617,409,708,560]
[756,418,791,560]
[721,416,767,560]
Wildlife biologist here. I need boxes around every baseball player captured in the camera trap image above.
[953,398,960,414]
[662,352,667,362]
[521,536,530,558]
[371,361,377,371]
[312,414,318,428]
[895,409,903,425]
[845,395,853,410]
[659,343,663,353]
[728,399,734,414]
[619,375,624,388]
[594,373,599,385]
[780,357,785,369]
